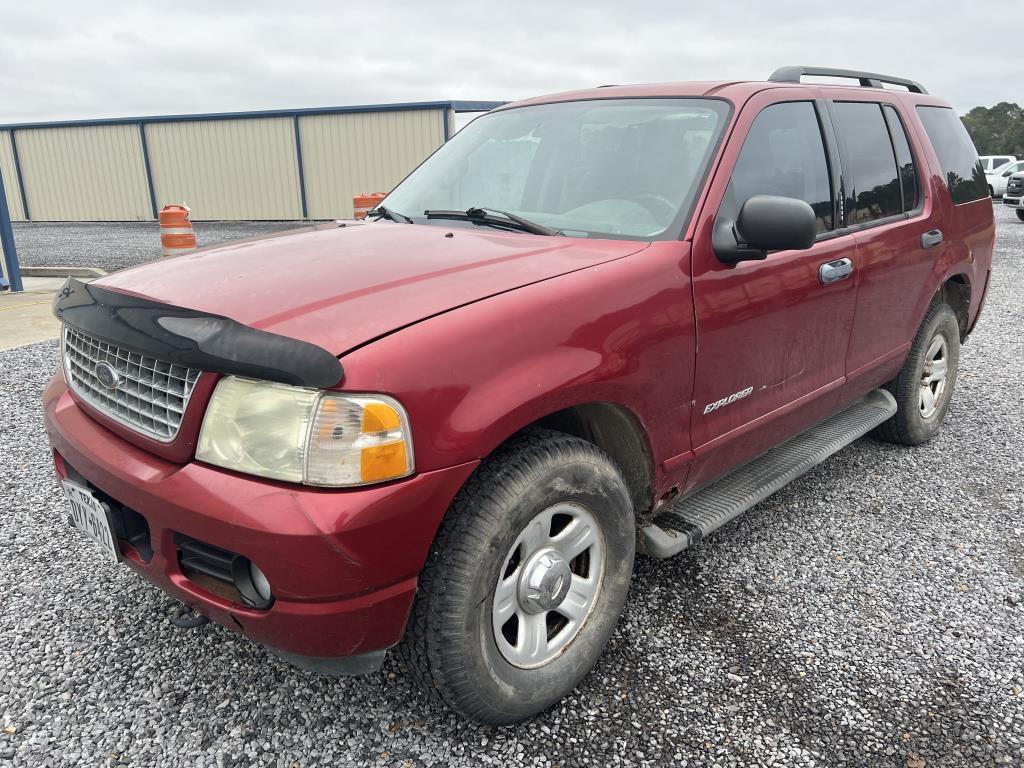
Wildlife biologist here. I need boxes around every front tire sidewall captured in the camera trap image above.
[458,458,633,722]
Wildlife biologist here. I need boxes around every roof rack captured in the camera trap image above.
[768,66,927,95]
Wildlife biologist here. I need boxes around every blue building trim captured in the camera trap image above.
[293,115,309,219]
[0,101,505,132]
[442,107,450,141]
[0,164,23,292]
[138,122,158,219]
[445,101,505,113]
[8,130,29,221]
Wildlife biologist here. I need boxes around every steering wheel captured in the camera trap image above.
[626,194,677,221]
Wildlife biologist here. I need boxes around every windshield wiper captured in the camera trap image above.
[366,205,414,224]
[423,207,558,236]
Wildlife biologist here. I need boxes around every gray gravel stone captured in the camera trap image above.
[12,220,313,273]
[1,204,1022,766]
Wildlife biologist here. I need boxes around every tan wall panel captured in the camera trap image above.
[300,108,445,219]
[15,124,152,221]
[147,118,302,220]
[0,130,26,222]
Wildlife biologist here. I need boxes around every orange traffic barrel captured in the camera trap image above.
[159,204,197,257]
[353,193,386,220]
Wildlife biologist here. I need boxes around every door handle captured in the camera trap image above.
[921,229,944,249]
[819,257,853,285]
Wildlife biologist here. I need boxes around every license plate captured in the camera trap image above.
[62,480,120,563]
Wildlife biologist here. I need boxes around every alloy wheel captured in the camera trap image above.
[919,332,949,419]
[491,502,605,669]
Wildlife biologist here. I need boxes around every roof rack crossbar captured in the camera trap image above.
[768,66,927,95]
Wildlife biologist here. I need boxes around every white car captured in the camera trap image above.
[986,159,1024,197]
[979,154,1017,172]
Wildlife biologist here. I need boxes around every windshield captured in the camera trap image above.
[383,98,730,240]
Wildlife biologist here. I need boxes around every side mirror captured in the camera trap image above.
[713,195,817,264]
[1004,170,1015,177]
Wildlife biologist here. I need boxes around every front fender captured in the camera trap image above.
[338,241,696,487]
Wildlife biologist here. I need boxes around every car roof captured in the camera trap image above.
[495,79,950,112]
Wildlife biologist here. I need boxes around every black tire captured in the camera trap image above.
[399,429,635,725]
[988,185,995,197]
[874,302,960,446]
[1016,209,1024,222]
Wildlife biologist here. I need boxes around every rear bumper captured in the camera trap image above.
[43,374,478,667]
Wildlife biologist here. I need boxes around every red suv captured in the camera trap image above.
[44,67,994,724]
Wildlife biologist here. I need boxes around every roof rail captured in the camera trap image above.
[768,66,927,95]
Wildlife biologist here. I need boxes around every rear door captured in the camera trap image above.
[687,93,858,491]
[831,100,939,392]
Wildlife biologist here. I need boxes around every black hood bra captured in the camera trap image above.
[52,278,344,390]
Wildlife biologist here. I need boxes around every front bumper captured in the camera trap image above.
[43,374,478,669]
[1002,194,1022,207]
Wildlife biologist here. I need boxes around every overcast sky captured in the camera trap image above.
[0,1,1013,124]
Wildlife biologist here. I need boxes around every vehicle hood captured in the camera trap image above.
[98,222,648,356]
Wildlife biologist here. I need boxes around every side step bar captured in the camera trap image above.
[639,388,897,559]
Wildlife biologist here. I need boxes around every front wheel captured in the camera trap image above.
[874,302,960,445]
[1016,209,1024,222]
[400,429,635,725]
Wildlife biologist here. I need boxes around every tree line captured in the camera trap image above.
[962,103,1024,157]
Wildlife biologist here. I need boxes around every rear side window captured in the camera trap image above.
[832,102,902,224]
[882,105,920,212]
[916,106,988,204]
[729,101,833,232]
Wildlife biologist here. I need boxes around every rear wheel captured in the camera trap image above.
[400,429,635,725]
[874,302,960,445]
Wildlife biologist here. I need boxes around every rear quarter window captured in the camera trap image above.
[916,106,988,204]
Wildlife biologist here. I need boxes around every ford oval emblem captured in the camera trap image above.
[94,361,121,390]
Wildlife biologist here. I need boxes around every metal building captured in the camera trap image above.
[0,101,501,223]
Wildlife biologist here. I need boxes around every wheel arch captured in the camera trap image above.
[529,402,655,516]
[454,397,658,518]
[936,272,971,341]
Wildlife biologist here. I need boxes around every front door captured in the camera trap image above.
[686,95,858,491]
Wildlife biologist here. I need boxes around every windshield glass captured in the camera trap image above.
[383,98,730,240]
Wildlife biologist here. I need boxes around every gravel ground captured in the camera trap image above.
[12,221,312,272]
[1,204,1022,767]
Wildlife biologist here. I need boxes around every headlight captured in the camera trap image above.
[196,377,413,487]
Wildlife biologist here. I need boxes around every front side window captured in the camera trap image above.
[916,106,988,204]
[382,98,730,240]
[727,101,833,233]
[833,102,902,224]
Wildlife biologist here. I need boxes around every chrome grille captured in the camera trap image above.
[62,325,201,442]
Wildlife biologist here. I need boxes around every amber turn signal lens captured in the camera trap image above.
[362,402,403,433]
[360,440,409,484]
